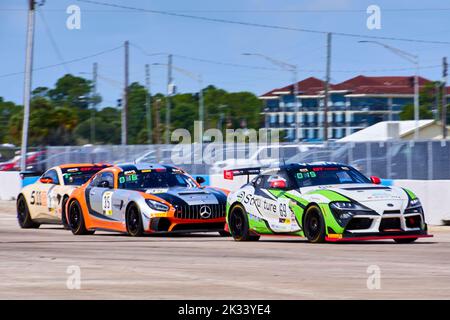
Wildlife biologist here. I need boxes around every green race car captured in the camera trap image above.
[224,162,432,243]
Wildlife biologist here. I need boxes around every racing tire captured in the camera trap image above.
[394,237,418,244]
[303,205,326,243]
[17,195,40,229]
[228,204,260,241]
[68,200,95,235]
[61,196,70,230]
[126,204,144,237]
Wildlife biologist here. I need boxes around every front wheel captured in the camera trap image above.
[68,200,94,235]
[303,205,326,243]
[228,204,260,241]
[17,195,40,229]
[394,237,418,244]
[126,204,144,237]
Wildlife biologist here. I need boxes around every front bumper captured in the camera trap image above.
[326,230,433,242]
[148,217,225,233]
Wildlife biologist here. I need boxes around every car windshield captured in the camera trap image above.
[291,166,370,188]
[62,166,106,186]
[118,169,197,190]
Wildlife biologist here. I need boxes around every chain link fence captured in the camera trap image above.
[1,140,450,179]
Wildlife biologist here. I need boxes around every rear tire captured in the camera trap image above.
[394,237,418,244]
[17,195,40,229]
[303,205,326,243]
[68,200,94,235]
[228,204,260,241]
[126,204,144,237]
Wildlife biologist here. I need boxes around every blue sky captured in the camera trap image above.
[1,0,450,108]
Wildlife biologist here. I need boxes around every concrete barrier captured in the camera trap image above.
[1,170,448,225]
[393,180,450,225]
[0,172,21,201]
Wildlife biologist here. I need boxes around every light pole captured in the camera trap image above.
[358,40,420,139]
[242,53,300,142]
[20,0,37,172]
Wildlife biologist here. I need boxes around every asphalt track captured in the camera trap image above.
[0,200,449,299]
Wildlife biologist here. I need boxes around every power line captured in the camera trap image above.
[0,45,122,78]
[132,44,440,73]
[37,7,70,73]
[5,7,450,13]
[77,0,450,45]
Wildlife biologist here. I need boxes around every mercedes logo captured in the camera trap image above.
[199,205,212,219]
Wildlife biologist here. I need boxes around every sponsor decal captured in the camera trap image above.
[146,188,169,194]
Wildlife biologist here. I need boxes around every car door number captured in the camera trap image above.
[102,191,113,216]
[279,203,288,218]
[30,190,47,207]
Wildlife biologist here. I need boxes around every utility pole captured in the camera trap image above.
[20,0,36,172]
[91,62,98,144]
[442,57,448,139]
[155,99,161,145]
[293,68,300,142]
[199,74,204,129]
[323,32,332,142]
[145,64,152,144]
[121,41,129,145]
[165,54,173,144]
[434,82,440,121]
[414,65,420,140]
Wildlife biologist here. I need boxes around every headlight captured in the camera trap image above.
[405,197,422,214]
[330,202,372,212]
[145,199,169,212]
[407,198,421,208]
[330,201,375,226]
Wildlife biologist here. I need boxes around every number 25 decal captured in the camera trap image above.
[102,191,113,216]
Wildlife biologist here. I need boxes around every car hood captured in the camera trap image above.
[301,183,409,213]
[143,187,227,206]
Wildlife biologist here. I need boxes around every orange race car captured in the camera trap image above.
[66,163,229,236]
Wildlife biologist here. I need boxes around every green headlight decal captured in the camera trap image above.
[403,188,417,200]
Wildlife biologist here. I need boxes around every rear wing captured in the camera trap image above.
[223,167,262,182]
[20,170,43,180]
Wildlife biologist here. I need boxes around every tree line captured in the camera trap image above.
[0,74,263,146]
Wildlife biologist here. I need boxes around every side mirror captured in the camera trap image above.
[196,176,206,185]
[370,176,381,185]
[39,177,53,184]
[99,180,111,188]
[269,179,287,189]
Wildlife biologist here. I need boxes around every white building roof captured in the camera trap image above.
[338,120,435,142]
